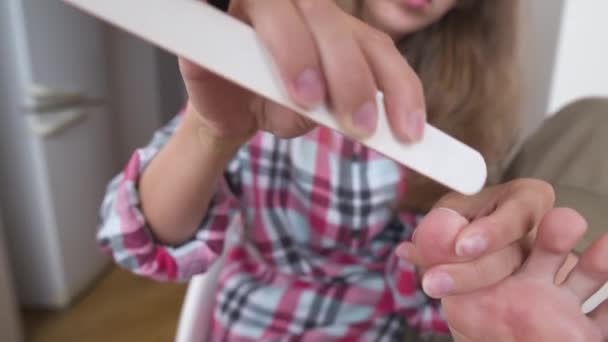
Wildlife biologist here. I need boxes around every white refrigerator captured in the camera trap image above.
[0,0,115,308]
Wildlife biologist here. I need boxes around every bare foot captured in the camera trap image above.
[441,208,608,341]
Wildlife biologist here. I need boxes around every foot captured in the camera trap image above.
[441,208,608,341]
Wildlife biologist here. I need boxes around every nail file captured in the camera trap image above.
[62,0,487,195]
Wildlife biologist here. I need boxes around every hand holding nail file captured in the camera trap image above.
[63,0,487,195]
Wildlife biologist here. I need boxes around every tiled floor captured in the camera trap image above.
[22,266,187,342]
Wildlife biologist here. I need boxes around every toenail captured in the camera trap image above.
[456,233,488,257]
[422,271,454,297]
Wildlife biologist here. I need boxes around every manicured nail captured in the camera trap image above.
[404,110,425,141]
[352,101,377,135]
[456,233,488,257]
[295,68,325,105]
[423,271,454,297]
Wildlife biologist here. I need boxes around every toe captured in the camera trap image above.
[522,208,587,283]
[562,234,608,303]
[590,298,608,338]
[412,208,469,266]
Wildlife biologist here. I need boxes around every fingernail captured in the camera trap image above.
[431,207,470,227]
[434,207,462,217]
[295,68,325,105]
[423,271,454,297]
[456,233,488,257]
[404,110,425,141]
[395,244,409,260]
[352,101,377,135]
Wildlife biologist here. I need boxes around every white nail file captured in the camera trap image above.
[63,0,487,195]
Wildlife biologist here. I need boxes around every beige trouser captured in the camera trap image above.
[405,97,608,341]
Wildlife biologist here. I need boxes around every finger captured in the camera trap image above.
[562,234,608,302]
[234,0,326,108]
[410,208,469,266]
[432,185,502,220]
[358,30,426,142]
[178,57,256,129]
[522,208,587,283]
[454,179,555,258]
[295,0,379,138]
[421,243,524,298]
[262,100,317,137]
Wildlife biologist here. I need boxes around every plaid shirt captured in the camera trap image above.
[98,112,449,341]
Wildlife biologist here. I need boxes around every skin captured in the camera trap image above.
[141,0,437,245]
[359,0,457,39]
[403,205,608,341]
[138,0,608,339]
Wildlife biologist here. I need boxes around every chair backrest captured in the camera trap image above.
[174,219,241,342]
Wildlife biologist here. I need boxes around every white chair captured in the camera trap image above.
[174,219,608,342]
[174,222,240,342]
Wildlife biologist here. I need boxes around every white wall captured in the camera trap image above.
[548,0,608,113]
[518,0,565,136]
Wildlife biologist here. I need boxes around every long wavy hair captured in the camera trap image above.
[359,0,521,212]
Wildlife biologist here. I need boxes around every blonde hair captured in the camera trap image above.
[395,0,521,212]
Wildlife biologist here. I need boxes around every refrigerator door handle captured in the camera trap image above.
[22,84,105,137]
[23,84,104,114]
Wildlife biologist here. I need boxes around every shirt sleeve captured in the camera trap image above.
[96,112,242,282]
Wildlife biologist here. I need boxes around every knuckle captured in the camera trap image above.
[512,178,556,208]
[367,30,396,49]
[533,180,555,205]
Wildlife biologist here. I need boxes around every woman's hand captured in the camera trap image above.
[396,178,557,297]
[443,208,607,342]
[180,0,426,142]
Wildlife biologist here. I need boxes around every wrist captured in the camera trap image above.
[183,105,251,155]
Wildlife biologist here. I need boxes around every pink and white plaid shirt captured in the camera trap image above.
[98,112,449,341]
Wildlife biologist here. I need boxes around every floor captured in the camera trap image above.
[22,266,187,342]
[19,265,608,342]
